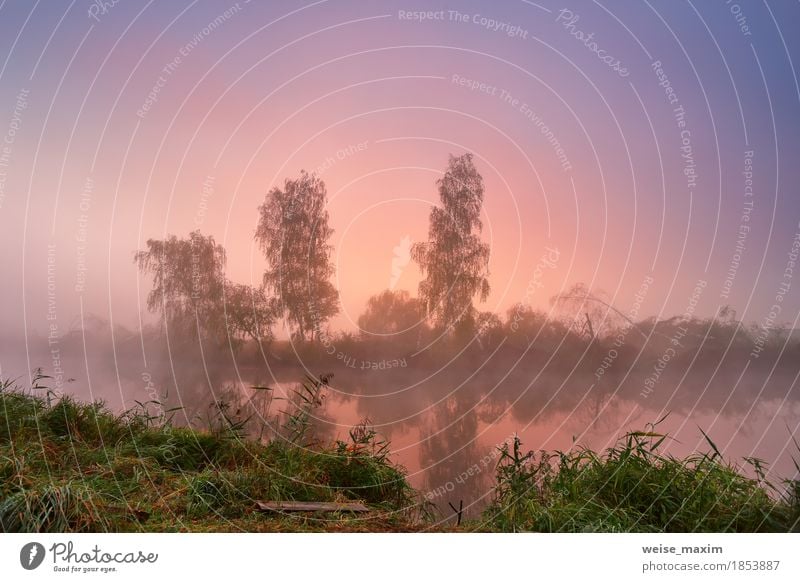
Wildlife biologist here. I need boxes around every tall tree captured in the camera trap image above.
[134,231,274,346]
[135,231,227,340]
[255,171,339,340]
[412,153,490,336]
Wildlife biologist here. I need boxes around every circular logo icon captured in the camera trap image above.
[20,542,46,570]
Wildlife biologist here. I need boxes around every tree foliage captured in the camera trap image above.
[134,231,274,346]
[550,283,625,339]
[358,289,422,337]
[135,231,226,337]
[475,311,503,349]
[412,153,490,335]
[222,281,276,344]
[255,171,339,340]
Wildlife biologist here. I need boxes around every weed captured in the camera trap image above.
[0,373,418,532]
[484,418,799,532]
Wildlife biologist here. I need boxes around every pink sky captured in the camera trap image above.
[0,0,798,339]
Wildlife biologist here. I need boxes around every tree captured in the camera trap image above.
[358,289,423,338]
[134,231,274,346]
[474,311,503,349]
[504,303,569,351]
[135,231,227,339]
[255,171,339,340]
[551,283,627,340]
[412,153,490,336]
[222,281,276,345]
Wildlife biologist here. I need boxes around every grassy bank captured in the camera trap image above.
[0,376,421,532]
[481,423,800,532]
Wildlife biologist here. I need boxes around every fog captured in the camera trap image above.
[3,300,798,521]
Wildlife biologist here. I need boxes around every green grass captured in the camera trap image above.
[480,418,800,532]
[0,376,419,532]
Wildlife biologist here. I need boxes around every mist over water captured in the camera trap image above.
[4,308,798,521]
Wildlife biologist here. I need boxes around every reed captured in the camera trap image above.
[0,374,417,532]
[483,416,800,532]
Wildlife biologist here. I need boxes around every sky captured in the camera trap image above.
[1,0,799,345]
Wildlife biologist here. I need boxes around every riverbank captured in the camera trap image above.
[0,376,423,532]
[1,376,797,532]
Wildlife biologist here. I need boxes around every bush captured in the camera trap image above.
[484,425,799,532]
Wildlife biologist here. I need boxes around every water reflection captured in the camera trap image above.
[3,321,799,520]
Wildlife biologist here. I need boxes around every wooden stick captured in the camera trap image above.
[448,500,464,525]
[256,501,369,513]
